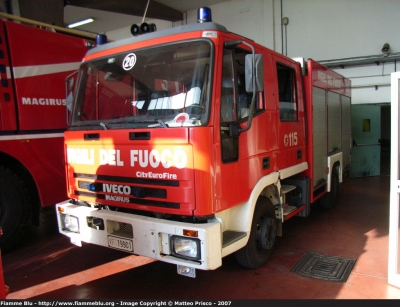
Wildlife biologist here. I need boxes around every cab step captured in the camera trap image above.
[283,205,298,215]
[281,184,296,195]
[222,230,247,248]
[283,205,306,220]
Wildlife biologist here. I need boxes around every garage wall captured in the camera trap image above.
[278,0,399,60]
[274,0,400,104]
[107,0,400,104]
[186,0,275,52]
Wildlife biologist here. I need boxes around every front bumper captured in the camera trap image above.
[56,200,222,271]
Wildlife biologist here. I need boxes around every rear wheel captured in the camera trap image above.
[0,166,32,252]
[320,164,340,209]
[235,196,277,269]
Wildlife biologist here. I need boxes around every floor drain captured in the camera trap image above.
[291,251,357,282]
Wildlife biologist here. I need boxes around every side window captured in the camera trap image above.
[221,49,235,122]
[277,63,298,121]
[220,49,238,162]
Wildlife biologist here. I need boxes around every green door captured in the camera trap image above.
[350,104,381,177]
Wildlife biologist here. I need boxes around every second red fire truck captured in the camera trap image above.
[56,8,351,277]
[0,13,95,251]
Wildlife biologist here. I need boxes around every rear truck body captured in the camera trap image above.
[56,8,351,277]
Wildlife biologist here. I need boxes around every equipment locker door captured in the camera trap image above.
[0,21,17,131]
[350,104,381,177]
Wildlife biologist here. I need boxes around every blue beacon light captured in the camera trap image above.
[87,183,98,192]
[87,182,101,192]
[198,7,212,23]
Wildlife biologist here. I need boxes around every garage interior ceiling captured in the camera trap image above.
[66,0,184,23]
[3,0,229,34]
[5,1,399,68]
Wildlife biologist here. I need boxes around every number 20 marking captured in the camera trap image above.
[123,53,137,71]
[284,132,298,147]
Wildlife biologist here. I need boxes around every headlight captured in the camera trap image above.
[171,236,201,261]
[61,213,79,233]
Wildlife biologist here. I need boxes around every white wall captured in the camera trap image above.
[281,0,400,59]
[186,0,275,51]
[278,0,400,104]
[106,0,400,104]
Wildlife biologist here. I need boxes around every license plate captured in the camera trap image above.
[108,236,133,252]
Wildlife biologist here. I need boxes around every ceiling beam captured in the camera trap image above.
[15,0,64,27]
[66,0,183,22]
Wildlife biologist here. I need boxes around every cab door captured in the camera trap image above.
[215,44,266,212]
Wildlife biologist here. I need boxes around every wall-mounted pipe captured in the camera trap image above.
[319,52,400,68]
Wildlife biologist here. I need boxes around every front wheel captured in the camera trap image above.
[235,196,277,269]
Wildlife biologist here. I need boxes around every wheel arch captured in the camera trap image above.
[327,152,342,192]
[218,172,281,257]
[232,172,279,232]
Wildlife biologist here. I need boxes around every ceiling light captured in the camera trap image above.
[67,18,94,29]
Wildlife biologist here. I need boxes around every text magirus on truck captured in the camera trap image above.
[56,7,351,278]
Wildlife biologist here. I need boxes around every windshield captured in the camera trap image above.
[70,40,212,129]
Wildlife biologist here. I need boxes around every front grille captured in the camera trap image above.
[77,180,167,198]
[107,220,133,239]
[74,173,179,187]
[75,190,180,209]
[73,172,182,209]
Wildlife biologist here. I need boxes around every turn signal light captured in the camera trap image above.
[183,229,198,237]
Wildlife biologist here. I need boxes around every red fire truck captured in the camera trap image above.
[0,13,95,251]
[56,8,351,277]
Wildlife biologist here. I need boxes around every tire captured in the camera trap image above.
[235,196,277,269]
[0,166,32,252]
[320,165,340,209]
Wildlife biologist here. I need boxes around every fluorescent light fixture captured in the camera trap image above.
[67,18,94,28]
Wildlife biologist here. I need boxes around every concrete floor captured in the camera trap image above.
[2,161,400,299]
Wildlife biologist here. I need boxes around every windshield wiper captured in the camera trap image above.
[74,119,168,129]
[156,119,168,128]
[99,122,108,130]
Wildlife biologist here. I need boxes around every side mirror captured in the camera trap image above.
[245,54,264,92]
[238,53,264,134]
